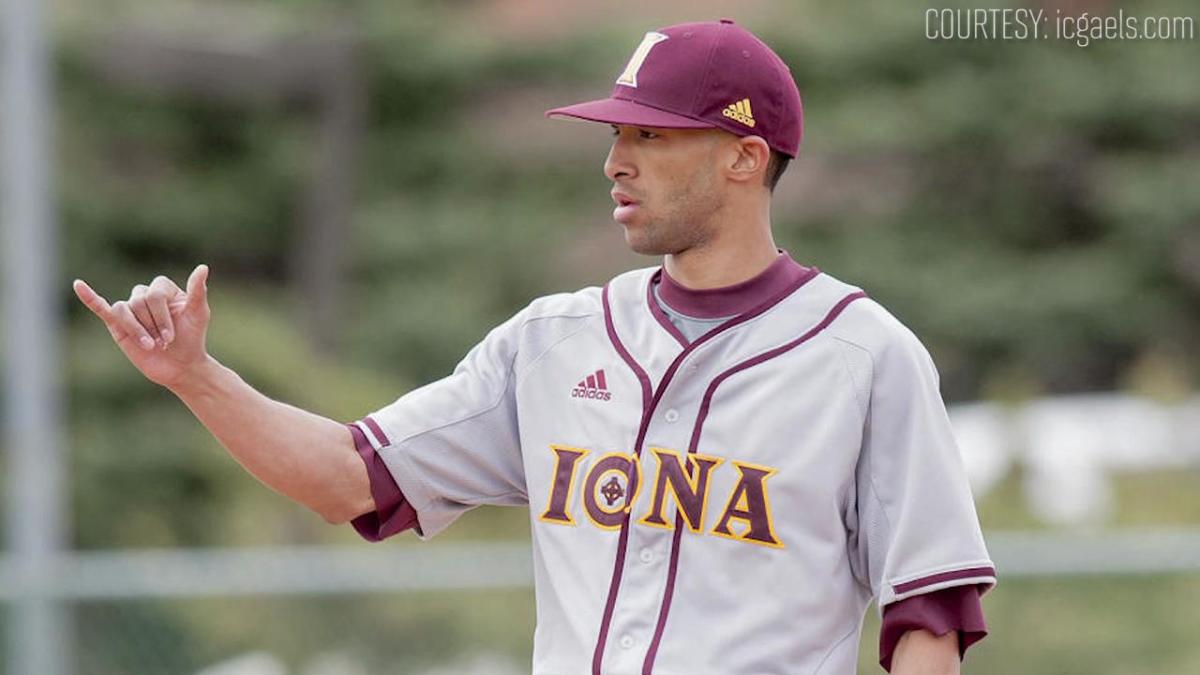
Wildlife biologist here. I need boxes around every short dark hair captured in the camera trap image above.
[764,150,791,191]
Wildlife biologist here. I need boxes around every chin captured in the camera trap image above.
[619,227,656,256]
[625,239,663,257]
[622,228,680,257]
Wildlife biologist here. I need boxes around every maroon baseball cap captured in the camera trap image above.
[546,19,803,157]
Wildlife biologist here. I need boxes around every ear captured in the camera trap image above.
[725,135,772,186]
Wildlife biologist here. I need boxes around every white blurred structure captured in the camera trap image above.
[949,394,1200,527]
[415,655,524,675]
[300,652,372,675]
[4,0,70,674]
[195,653,287,675]
[194,651,522,675]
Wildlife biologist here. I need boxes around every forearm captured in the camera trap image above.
[890,629,959,675]
[170,355,374,523]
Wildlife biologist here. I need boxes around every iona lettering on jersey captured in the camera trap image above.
[539,444,781,547]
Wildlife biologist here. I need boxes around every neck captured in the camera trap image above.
[663,221,778,290]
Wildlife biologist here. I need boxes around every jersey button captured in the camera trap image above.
[639,548,654,564]
[664,409,679,423]
[619,634,635,649]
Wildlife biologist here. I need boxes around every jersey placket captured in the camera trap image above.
[638,289,869,672]
[592,270,819,674]
[600,362,704,673]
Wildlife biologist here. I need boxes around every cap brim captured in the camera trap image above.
[545,97,713,129]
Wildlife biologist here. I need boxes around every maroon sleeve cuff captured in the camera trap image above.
[879,584,988,672]
[347,424,419,541]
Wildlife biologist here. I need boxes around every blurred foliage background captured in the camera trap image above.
[3,0,1199,672]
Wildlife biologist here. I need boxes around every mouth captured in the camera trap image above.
[611,190,641,223]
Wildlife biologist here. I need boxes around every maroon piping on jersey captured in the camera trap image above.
[892,566,996,595]
[347,422,421,541]
[596,284,655,674]
[362,416,390,447]
[879,584,988,672]
[594,266,820,674]
[641,290,868,673]
[646,277,690,348]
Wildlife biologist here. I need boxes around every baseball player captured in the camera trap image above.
[74,19,995,675]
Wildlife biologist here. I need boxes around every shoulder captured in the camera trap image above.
[497,285,606,358]
[519,285,604,325]
[520,262,663,321]
[817,271,938,384]
[499,265,657,339]
[603,265,660,303]
[517,265,657,330]
[455,287,605,373]
[819,273,925,357]
[487,287,602,354]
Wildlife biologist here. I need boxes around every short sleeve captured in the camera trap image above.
[878,584,988,671]
[347,424,420,542]
[348,309,529,540]
[847,319,997,611]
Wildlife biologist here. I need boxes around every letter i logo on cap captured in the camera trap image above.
[615,32,669,88]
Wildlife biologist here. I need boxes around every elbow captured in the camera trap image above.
[317,507,351,525]
[890,629,960,675]
[310,460,378,525]
[313,495,373,526]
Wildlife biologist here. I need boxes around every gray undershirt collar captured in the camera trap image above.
[651,282,734,343]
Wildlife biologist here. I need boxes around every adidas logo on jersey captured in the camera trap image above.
[721,98,756,128]
[571,369,612,401]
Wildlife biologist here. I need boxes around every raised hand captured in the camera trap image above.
[73,264,212,389]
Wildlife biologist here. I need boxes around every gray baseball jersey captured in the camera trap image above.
[350,255,995,674]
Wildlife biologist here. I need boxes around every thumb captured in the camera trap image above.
[185,264,210,314]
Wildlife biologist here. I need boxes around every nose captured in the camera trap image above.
[604,133,637,182]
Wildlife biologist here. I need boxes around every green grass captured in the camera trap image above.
[886,574,1200,675]
[976,468,1200,530]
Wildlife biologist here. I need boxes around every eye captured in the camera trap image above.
[609,126,660,139]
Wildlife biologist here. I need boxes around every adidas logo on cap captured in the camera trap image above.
[571,369,612,401]
[722,98,756,128]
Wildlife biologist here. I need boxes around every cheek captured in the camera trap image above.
[671,161,717,203]
[648,159,693,196]
[641,151,717,212]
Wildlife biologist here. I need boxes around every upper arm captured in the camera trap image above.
[345,292,602,540]
[878,584,988,672]
[344,422,420,540]
[351,310,529,538]
[846,305,996,608]
[890,629,960,675]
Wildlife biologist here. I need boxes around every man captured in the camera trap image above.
[75,19,994,674]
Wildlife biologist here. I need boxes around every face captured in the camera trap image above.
[604,125,729,256]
